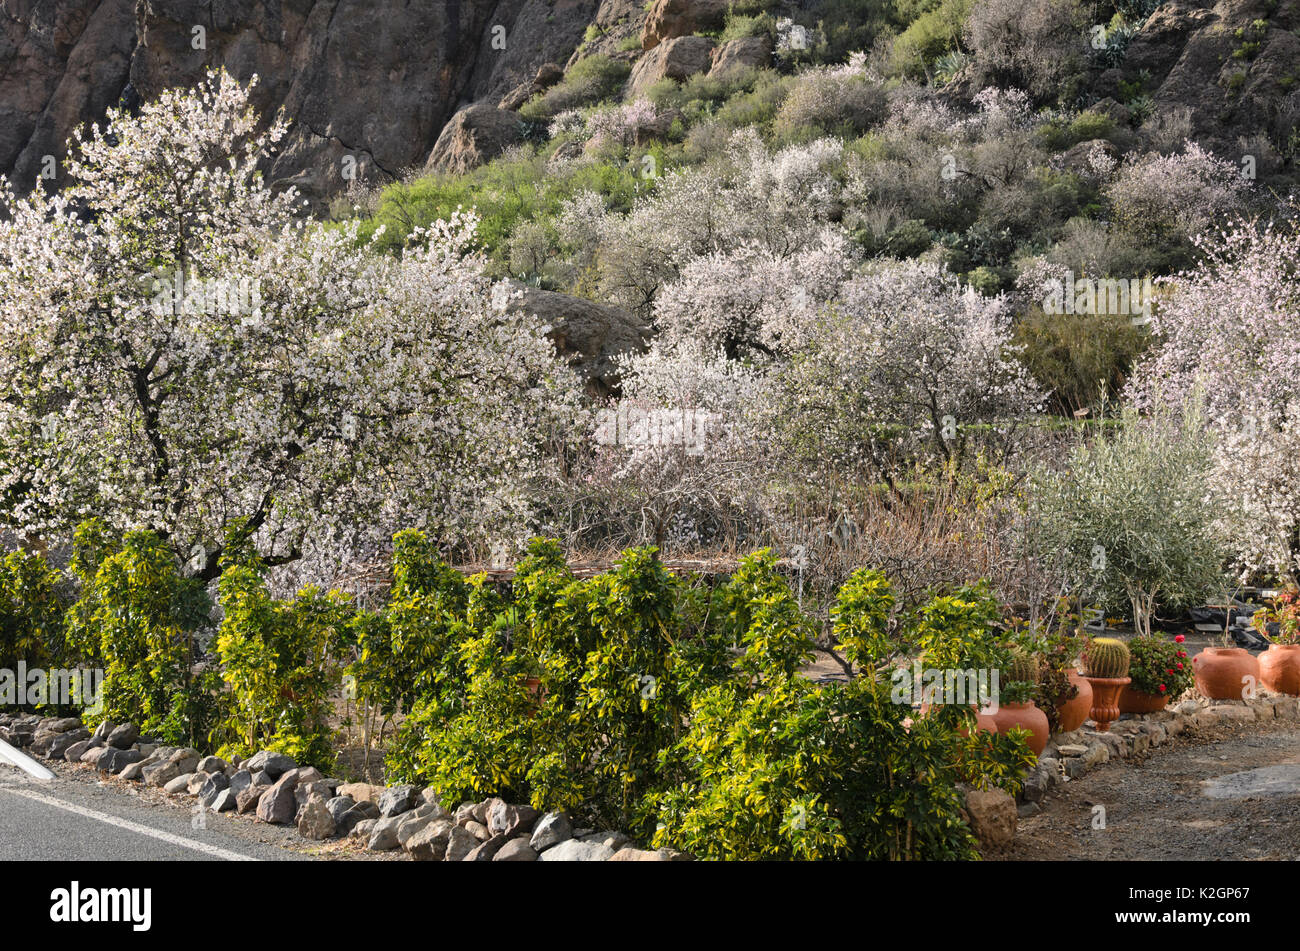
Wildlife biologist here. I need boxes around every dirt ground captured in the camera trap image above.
[1002,716,1300,860]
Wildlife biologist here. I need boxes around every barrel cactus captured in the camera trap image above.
[1006,650,1040,685]
[1083,637,1131,678]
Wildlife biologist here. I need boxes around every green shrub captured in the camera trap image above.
[774,70,888,139]
[889,0,974,77]
[721,11,777,42]
[0,549,67,676]
[883,218,933,258]
[1013,306,1149,415]
[379,540,1034,855]
[66,523,215,745]
[215,555,354,771]
[713,71,791,129]
[518,56,632,120]
[354,151,646,264]
[349,529,470,720]
[650,567,1033,859]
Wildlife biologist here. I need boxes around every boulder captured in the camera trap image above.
[209,788,237,813]
[297,794,336,840]
[99,748,142,774]
[707,36,771,79]
[228,769,254,798]
[964,788,1017,850]
[326,795,356,824]
[255,775,300,824]
[42,717,83,734]
[48,728,91,759]
[539,838,616,861]
[80,746,112,768]
[244,750,296,780]
[628,36,714,99]
[367,816,406,852]
[336,804,372,837]
[336,782,383,804]
[465,834,510,861]
[163,773,195,795]
[494,837,539,861]
[106,722,139,749]
[444,824,479,862]
[199,772,231,808]
[377,784,419,818]
[236,785,268,815]
[529,811,572,852]
[504,285,647,399]
[63,739,98,763]
[404,818,455,861]
[424,105,525,176]
[196,755,227,774]
[609,847,671,861]
[641,0,730,49]
[487,801,538,838]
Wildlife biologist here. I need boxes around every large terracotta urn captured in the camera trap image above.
[1192,647,1260,700]
[1056,670,1093,732]
[988,701,1049,755]
[1118,685,1169,714]
[1259,644,1300,696]
[1082,676,1130,732]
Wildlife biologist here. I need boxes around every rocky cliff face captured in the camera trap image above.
[1,0,612,205]
[3,0,1296,204]
[1100,0,1300,174]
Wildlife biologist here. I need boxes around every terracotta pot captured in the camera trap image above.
[1082,676,1130,732]
[988,701,1049,755]
[1192,647,1260,700]
[1259,644,1300,696]
[1118,685,1169,714]
[1056,670,1093,732]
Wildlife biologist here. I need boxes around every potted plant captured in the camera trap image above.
[1251,589,1300,695]
[1192,624,1261,700]
[988,649,1049,755]
[1006,607,1092,734]
[1081,637,1131,731]
[1121,634,1194,713]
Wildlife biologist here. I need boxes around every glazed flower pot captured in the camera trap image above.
[1259,644,1300,696]
[988,701,1049,756]
[1082,676,1130,732]
[1192,647,1260,700]
[1056,670,1093,732]
[1118,685,1169,714]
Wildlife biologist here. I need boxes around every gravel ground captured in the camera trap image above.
[1003,715,1300,860]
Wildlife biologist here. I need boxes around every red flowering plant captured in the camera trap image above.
[1250,588,1300,645]
[1127,634,1194,698]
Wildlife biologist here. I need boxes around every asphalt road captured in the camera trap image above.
[0,762,307,861]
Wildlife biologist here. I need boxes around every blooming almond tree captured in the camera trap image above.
[765,259,1045,490]
[0,70,576,578]
[1128,216,1300,581]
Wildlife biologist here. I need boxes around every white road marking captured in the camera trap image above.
[0,785,259,861]
[0,738,56,780]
